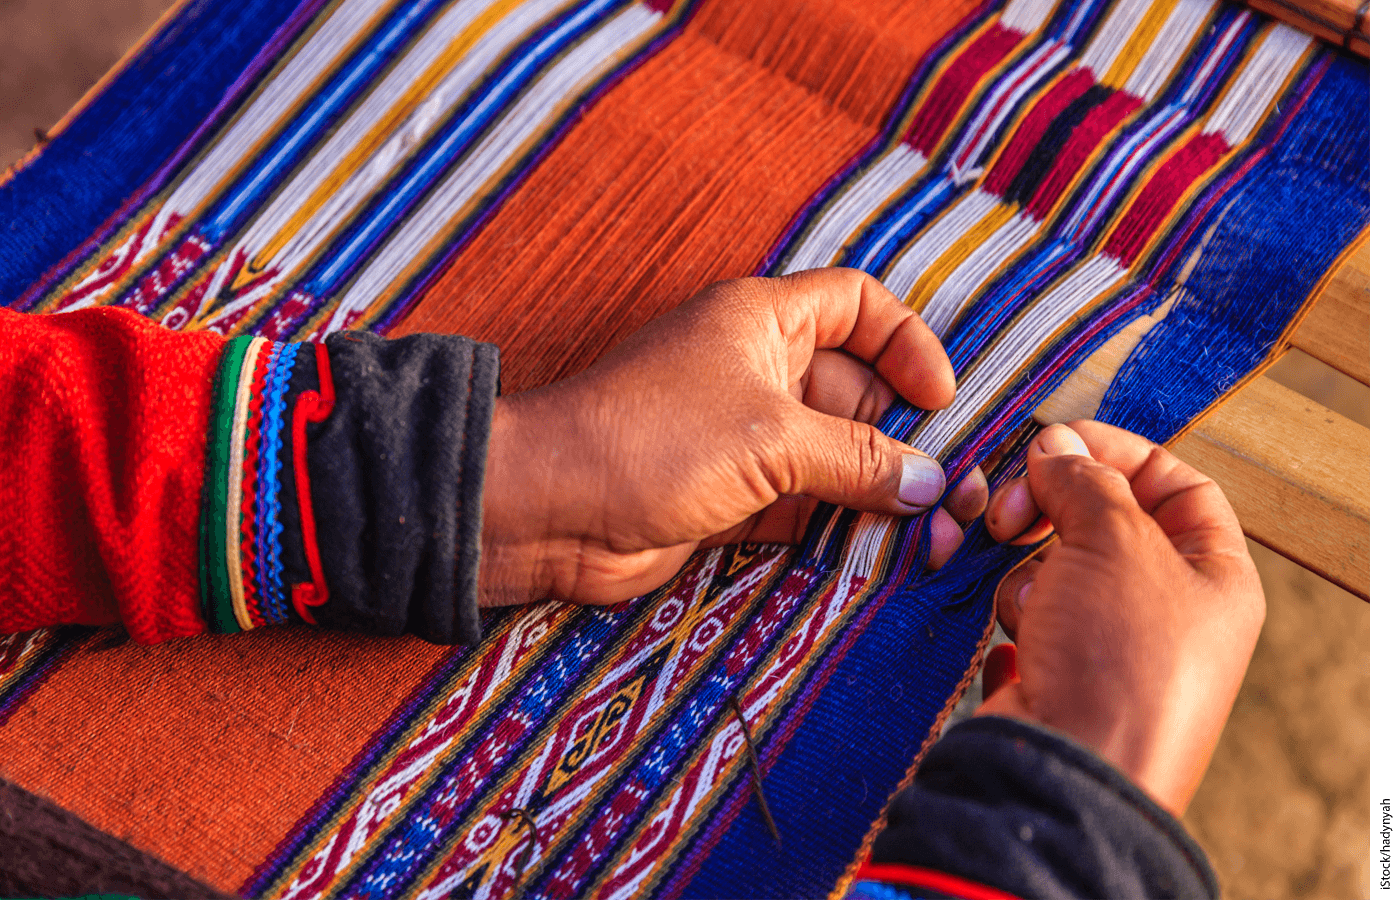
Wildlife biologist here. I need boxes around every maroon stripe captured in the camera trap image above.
[1026,89,1142,219]
[1102,131,1230,264]
[905,24,1025,155]
[983,66,1096,196]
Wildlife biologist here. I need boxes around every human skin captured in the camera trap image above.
[479,267,989,607]
[479,268,1265,820]
[979,421,1266,816]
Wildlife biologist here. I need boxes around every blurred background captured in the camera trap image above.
[0,1,1368,896]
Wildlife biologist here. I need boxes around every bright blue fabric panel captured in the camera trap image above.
[1098,56,1370,439]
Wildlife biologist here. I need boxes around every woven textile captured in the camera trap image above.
[0,0,1367,897]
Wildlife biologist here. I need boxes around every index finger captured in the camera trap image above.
[770,268,956,411]
[1060,419,1248,562]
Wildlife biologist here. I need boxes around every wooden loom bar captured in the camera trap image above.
[1036,236,1371,598]
[1290,237,1369,384]
[1247,0,1369,57]
[1170,377,1368,597]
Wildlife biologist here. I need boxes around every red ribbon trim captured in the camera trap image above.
[290,343,336,624]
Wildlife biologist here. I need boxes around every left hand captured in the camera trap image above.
[479,268,988,607]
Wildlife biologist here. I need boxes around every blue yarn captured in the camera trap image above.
[258,341,298,623]
[844,882,919,900]
[1098,56,1370,442]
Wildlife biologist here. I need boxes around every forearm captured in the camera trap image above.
[0,307,498,644]
[847,716,1218,900]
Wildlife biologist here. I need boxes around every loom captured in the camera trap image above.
[0,0,1368,896]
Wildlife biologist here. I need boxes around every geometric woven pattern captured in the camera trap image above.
[0,0,1367,896]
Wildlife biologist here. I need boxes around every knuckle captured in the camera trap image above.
[847,420,888,492]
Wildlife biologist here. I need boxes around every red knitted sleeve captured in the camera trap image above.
[0,306,224,643]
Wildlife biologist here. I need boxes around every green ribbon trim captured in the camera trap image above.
[199,335,253,635]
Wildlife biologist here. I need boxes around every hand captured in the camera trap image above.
[480,268,988,607]
[978,421,1265,816]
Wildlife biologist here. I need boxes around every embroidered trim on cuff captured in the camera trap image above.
[200,337,308,633]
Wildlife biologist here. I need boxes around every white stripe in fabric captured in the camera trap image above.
[841,511,894,578]
[778,146,929,274]
[331,3,663,329]
[237,0,577,283]
[1180,9,1250,104]
[164,0,397,221]
[882,189,999,299]
[847,174,954,272]
[920,209,1039,338]
[1080,0,1156,80]
[1122,0,1216,100]
[1001,0,1061,34]
[836,254,1127,578]
[912,253,1127,456]
[1201,23,1312,145]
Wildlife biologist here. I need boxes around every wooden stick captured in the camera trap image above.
[1247,0,1369,58]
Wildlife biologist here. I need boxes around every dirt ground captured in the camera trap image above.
[0,3,1369,897]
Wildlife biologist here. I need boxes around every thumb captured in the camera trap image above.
[1026,423,1154,556]
[782,404,946,515]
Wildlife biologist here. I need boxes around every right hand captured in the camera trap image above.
[976,421,1265,816]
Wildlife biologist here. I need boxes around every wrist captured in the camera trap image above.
[976,682,1197,817]
[480,388,601,607]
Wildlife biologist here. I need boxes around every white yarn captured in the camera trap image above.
[911,253,1126,456]
[332,3,663,328]
[1001,0,1062,35]
[881,188,999,299]
[921,208,1039,338]
[778,146,928,274]
[1080,0,1156,79]
[1201,22,1312,145]
[1122,0,1215,99]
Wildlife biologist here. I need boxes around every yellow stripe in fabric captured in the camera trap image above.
[209,0,398,217]
[907,202,1016,313]
[226,336,266,632]
[1102,0,1177,88]
[242,0,535,285]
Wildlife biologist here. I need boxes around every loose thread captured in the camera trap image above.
[501,807,541,897]
[728,697,782,847]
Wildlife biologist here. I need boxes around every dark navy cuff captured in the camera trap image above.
[868,715,1218,899]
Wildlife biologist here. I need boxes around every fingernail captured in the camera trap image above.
[1016,580,1032,611]
[995,481,1034,529]
[1036,423,1090,458]
[898,454,946,509]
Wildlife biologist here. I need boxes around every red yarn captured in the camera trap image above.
[0,306,224,642]
[983,67,1095,196]
[905,24,1024,155]
[1102,131,1230,264]
[290,343,336,624]
[855,863,1022,899]
[1026,90,1142,219]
